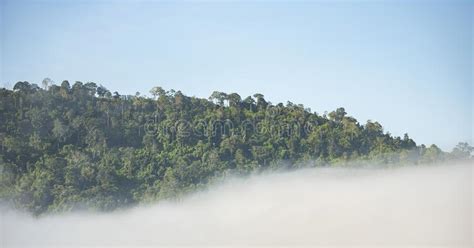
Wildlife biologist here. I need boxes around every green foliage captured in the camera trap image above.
[0,81,471,215]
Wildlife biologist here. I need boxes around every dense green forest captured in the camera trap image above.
[0,80,472,215]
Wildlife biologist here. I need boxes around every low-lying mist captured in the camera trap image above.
[1,162,473,248]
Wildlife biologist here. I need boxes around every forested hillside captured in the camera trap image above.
[0,80,472,215]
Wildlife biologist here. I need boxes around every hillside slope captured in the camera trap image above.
[0,81,469,215]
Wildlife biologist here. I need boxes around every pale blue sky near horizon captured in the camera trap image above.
[0,0,472,151]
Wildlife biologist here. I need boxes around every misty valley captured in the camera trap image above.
[1,83,472,247]
[1,0,472,246]
[3,162,472,247]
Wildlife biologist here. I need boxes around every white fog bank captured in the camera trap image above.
[1,163,473,248]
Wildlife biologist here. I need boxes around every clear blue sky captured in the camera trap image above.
[1,0,472,150]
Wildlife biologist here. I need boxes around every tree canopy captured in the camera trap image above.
[0,80,471,215]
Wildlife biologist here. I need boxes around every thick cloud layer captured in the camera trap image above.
[1,163,473,247]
